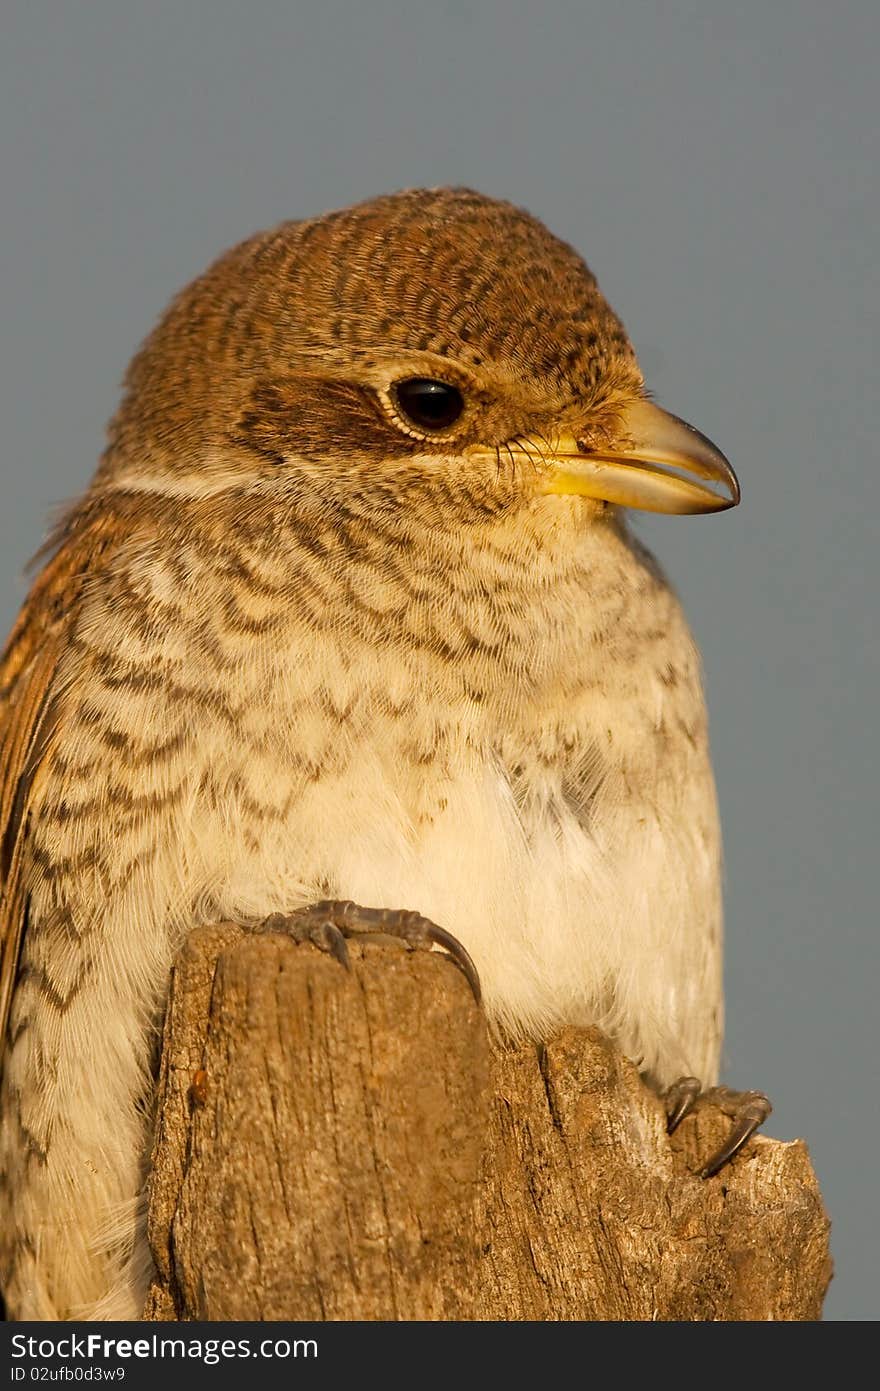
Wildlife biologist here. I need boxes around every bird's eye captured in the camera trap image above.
[392,378,465,432]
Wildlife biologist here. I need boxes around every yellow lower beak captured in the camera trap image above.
[518,399,739,515]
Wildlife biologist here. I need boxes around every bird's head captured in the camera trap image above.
[102,188,737,533]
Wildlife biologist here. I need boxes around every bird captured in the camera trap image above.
[0,187,768,1321]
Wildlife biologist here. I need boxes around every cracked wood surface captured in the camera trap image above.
[143,924,831,1321]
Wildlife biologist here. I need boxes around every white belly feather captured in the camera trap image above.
[200,720,721,1088]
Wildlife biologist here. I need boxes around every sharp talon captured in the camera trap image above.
[315,921,351,971]
[700,1092,772,1179]
[666,1076,702,1133]
[426,922,482,1004]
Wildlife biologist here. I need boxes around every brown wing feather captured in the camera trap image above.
[0,641,63,1063]
[0,503,121,1069]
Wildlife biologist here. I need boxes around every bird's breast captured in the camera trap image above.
[191,568,722,1085]
[56,508,722,1084]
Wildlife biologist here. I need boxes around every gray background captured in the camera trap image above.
[1,0,875,1320]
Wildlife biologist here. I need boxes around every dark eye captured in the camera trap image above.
[392,378,465,432]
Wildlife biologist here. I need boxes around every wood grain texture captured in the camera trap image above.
[144,927,830,1322]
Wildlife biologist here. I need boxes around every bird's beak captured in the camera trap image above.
[525,399,739,515]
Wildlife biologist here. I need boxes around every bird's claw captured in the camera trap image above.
[665,1076,772,1179]
[665,1075,702,1132]
[698,1087,773,1178]
[257,900,482,1004]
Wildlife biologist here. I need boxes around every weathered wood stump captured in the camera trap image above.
[143,924,831,1320]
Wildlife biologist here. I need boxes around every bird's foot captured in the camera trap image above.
[665,1076,772,1178]
[256,900,482,1003]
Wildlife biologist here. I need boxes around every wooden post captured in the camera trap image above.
[144,925,831,1321]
